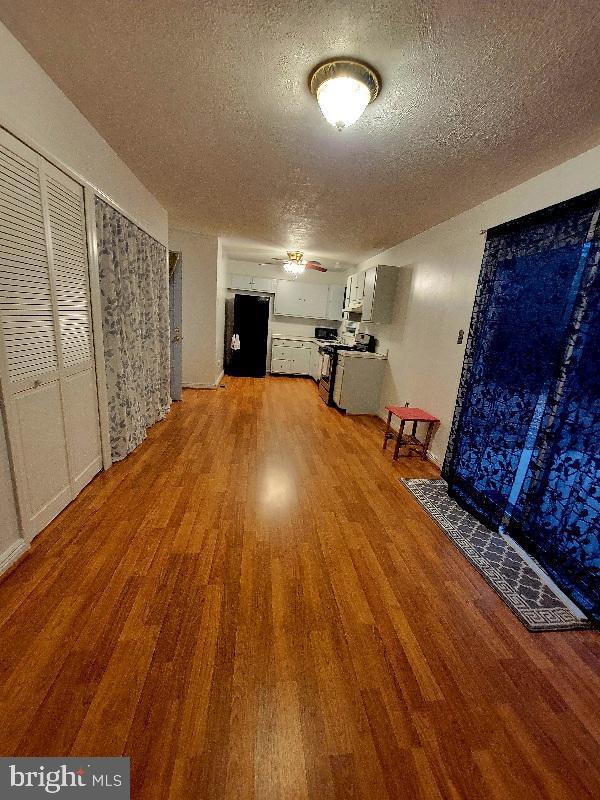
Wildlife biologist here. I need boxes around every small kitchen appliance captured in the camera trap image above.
[314,326,338,340]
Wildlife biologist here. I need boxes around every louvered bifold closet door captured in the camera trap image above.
[41,161,101,495]
[0,130,72,538]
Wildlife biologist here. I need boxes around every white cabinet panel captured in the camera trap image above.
[274,280,328,319]
[301,283,328,319]
[326,285,345,321]
[270,338,311,374]
[360,265,398,323]
[227,274,254,291]
[290,347,311,374]
[271,357,291,374]
[274,280,304,316]
[252,277,275,293]
[12,381,71,536]
[227,274,275,293]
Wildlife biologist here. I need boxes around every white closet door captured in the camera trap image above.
[0,130,71,538]
[42,161,101,494]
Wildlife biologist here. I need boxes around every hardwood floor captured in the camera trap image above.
[0,376,598,799]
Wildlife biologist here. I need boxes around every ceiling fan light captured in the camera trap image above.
[317,76,371,130]
[283,259,306,275]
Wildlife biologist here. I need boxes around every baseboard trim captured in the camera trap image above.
[0,539,29,577]
[183,381,220,390]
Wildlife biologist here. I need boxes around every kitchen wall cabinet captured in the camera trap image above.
[274,280,328,319]
[227,274,275,293]
[326,285,345,321]
[230,276,345,321]
[360,265,399,323]
[344,271,365,311]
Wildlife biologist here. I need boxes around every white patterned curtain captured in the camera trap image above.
[96,198,170,461]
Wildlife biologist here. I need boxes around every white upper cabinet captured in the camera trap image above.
[227,274,275,293]
[227,274,255,291]
[326,285,345,321]
[360,265,399,323]
[252,276,276,293]
[344,271,365,311]
[274,280,328,319]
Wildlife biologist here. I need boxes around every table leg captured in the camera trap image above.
[422,421,435,460]
[383,410,392,450]
[394,421,405,460]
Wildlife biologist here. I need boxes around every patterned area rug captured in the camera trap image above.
[402,479,590,632]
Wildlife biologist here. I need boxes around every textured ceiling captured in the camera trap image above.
[2,1,599,263]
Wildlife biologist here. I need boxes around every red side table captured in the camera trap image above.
[383,404,440,461]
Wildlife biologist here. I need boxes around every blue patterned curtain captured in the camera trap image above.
[443,189,600,623]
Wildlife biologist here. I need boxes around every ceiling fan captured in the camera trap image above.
[267,250,327,275]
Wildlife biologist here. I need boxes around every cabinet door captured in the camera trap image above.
[271,357,291,374]
[252,277,275,293]
[274,280,303,316]
[346,275,355,308]
[361,267,377,322]
[354,271,366,306]
[290,346,311,375]
[227,274,254,291]
[301,284,328,319]
[326,285,345,321]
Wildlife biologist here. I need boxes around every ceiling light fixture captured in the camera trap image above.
[282,250,306,275]
[309,58,381,130]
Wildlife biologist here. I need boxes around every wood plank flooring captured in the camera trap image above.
[0,376,599,799]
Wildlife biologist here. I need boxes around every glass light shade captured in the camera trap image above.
[283,260,306,275]
[316,76,372,130]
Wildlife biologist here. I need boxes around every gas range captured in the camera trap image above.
[318,333,377,406]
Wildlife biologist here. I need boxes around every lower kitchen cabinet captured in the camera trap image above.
[333,353,386,414]
[270,339,312,375]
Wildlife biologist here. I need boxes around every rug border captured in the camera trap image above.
[400,478,591,633]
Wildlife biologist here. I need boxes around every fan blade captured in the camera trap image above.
[306,261,327,272]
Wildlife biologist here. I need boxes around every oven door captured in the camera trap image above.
[318,348,333,403]
[320,349,332,381]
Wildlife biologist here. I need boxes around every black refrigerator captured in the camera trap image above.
[226,294,270,377]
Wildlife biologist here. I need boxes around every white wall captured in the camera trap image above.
[169,228,220,388]
[358,144,600,465]
[0,22,167,244]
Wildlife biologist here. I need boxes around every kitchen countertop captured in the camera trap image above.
[338,350,387,359]
[272,334,339,343]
